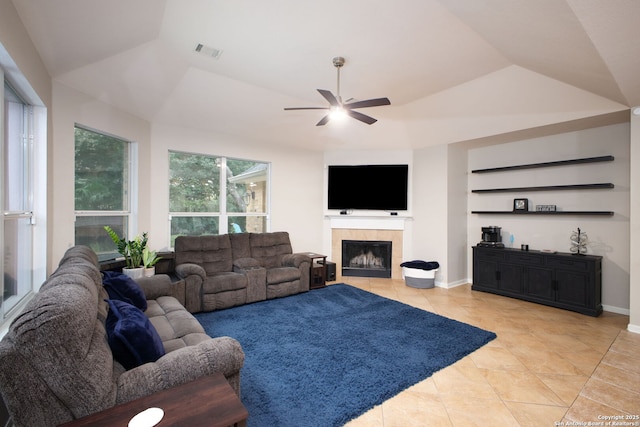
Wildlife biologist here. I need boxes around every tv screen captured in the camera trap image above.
[328,164,408,211]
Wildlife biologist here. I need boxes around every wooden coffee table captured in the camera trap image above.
[59,373,248,427]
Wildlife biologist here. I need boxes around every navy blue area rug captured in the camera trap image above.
[195,284,496,427]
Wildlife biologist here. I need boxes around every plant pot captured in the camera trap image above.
[144,267,155,277]
[122,267,144,280]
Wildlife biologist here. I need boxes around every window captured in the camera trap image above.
[74,125,135,260]
[169,151,269,245]
[2,81,34,320]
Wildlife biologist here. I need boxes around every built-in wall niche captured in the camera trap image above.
[470,155,615,216]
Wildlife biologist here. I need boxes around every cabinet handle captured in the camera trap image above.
[496,271,501,281]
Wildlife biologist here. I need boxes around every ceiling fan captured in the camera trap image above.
[284,57,391,126]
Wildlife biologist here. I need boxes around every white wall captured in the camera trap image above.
[412,145,449,285]
[50,82,152,267]
[467,123,630,312]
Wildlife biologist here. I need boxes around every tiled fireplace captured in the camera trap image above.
[330,217,406,280]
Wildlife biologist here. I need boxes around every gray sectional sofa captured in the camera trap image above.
[175,231,312,312]
[0,246,244,427]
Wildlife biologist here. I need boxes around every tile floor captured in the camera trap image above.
[335,277,638,427]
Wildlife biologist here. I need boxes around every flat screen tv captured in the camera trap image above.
[327,164,408,211]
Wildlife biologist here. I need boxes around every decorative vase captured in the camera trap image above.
[144,267,155,277]
[122,267,144,279]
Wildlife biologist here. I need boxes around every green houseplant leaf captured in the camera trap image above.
[142,247,161,268]
[103,226,148,269]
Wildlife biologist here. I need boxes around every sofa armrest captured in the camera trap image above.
[175,263,206,313]
[282,253,311,268]
[175,263,206,281]
[115,336,244,402]
[135,275,186,307]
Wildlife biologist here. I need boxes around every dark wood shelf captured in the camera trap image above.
[471,155,614,174]
[471,210,614,216]
[472,183,614,193]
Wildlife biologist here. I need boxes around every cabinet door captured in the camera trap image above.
[556,270,589,308]
[526,267,555,302]
[498,263,524,294]
[474,259,499,290]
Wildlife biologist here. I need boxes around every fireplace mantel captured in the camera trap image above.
[327,215,412,231]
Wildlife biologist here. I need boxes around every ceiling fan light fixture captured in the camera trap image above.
[284,56,390,126]
[329,106,347,121]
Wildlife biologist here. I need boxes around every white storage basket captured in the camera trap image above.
[402,266,437,289]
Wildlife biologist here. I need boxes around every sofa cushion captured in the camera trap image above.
[175,235,233,274]
[203,272,247,293]
[145,297,210,353]
[249,232,293,268]
[106,299,165,370]
[266,266,301,285]
[102,271,147,311]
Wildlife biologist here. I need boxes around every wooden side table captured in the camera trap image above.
[302,252,327,289]
[59,373,248,427]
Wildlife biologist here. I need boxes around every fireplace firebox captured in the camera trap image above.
[341,240,392,278]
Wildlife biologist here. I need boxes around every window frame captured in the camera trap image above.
[168,150,270,247]
[0,50,47,336]
[73,124,138,261]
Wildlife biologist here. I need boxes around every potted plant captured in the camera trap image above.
[104,226,148,279]
[142,247,162,277]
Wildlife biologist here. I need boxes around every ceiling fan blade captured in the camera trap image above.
[346,109,377,125]
[284,107,329,110]
[317,89,340,106]
[344,97,391,109]
[316,115,331,126]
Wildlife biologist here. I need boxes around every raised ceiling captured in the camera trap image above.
[12,0,640,150]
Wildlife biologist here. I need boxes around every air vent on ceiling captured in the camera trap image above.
[195,43,223,59]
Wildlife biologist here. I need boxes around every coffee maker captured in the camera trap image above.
[478,226,504,248]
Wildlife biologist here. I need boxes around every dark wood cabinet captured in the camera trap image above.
[472,246,602,316]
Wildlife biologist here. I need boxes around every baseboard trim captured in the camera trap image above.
[602,304,630,315]
[627,323,640,334]
[435,280,467,289]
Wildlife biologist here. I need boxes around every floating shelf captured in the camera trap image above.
[472,183,614,193]
[471,155,614,174]
[471,211,614,216]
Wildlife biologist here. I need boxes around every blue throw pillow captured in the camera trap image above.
[102,270,147,311]
[105,299,165,370]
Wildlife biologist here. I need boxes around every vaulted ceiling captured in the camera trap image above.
[12,0,640,150]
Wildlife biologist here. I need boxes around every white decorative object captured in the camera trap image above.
[122,267,144,280]
[128,407,164,427]
[570,227,588,255]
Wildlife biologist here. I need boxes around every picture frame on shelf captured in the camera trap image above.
[513,198,529,212]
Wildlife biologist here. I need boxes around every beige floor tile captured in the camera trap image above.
[440,397,520,427]
[382,390,452,427]
[579,377,640,414]
[483,369,566,406]
[591,362,640,392]
[535,373,589,406]
[601,351,640,375]
[469,346,528,371]
[503,401,568,427]
[563,395,631,424]
[431,363,499,400]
